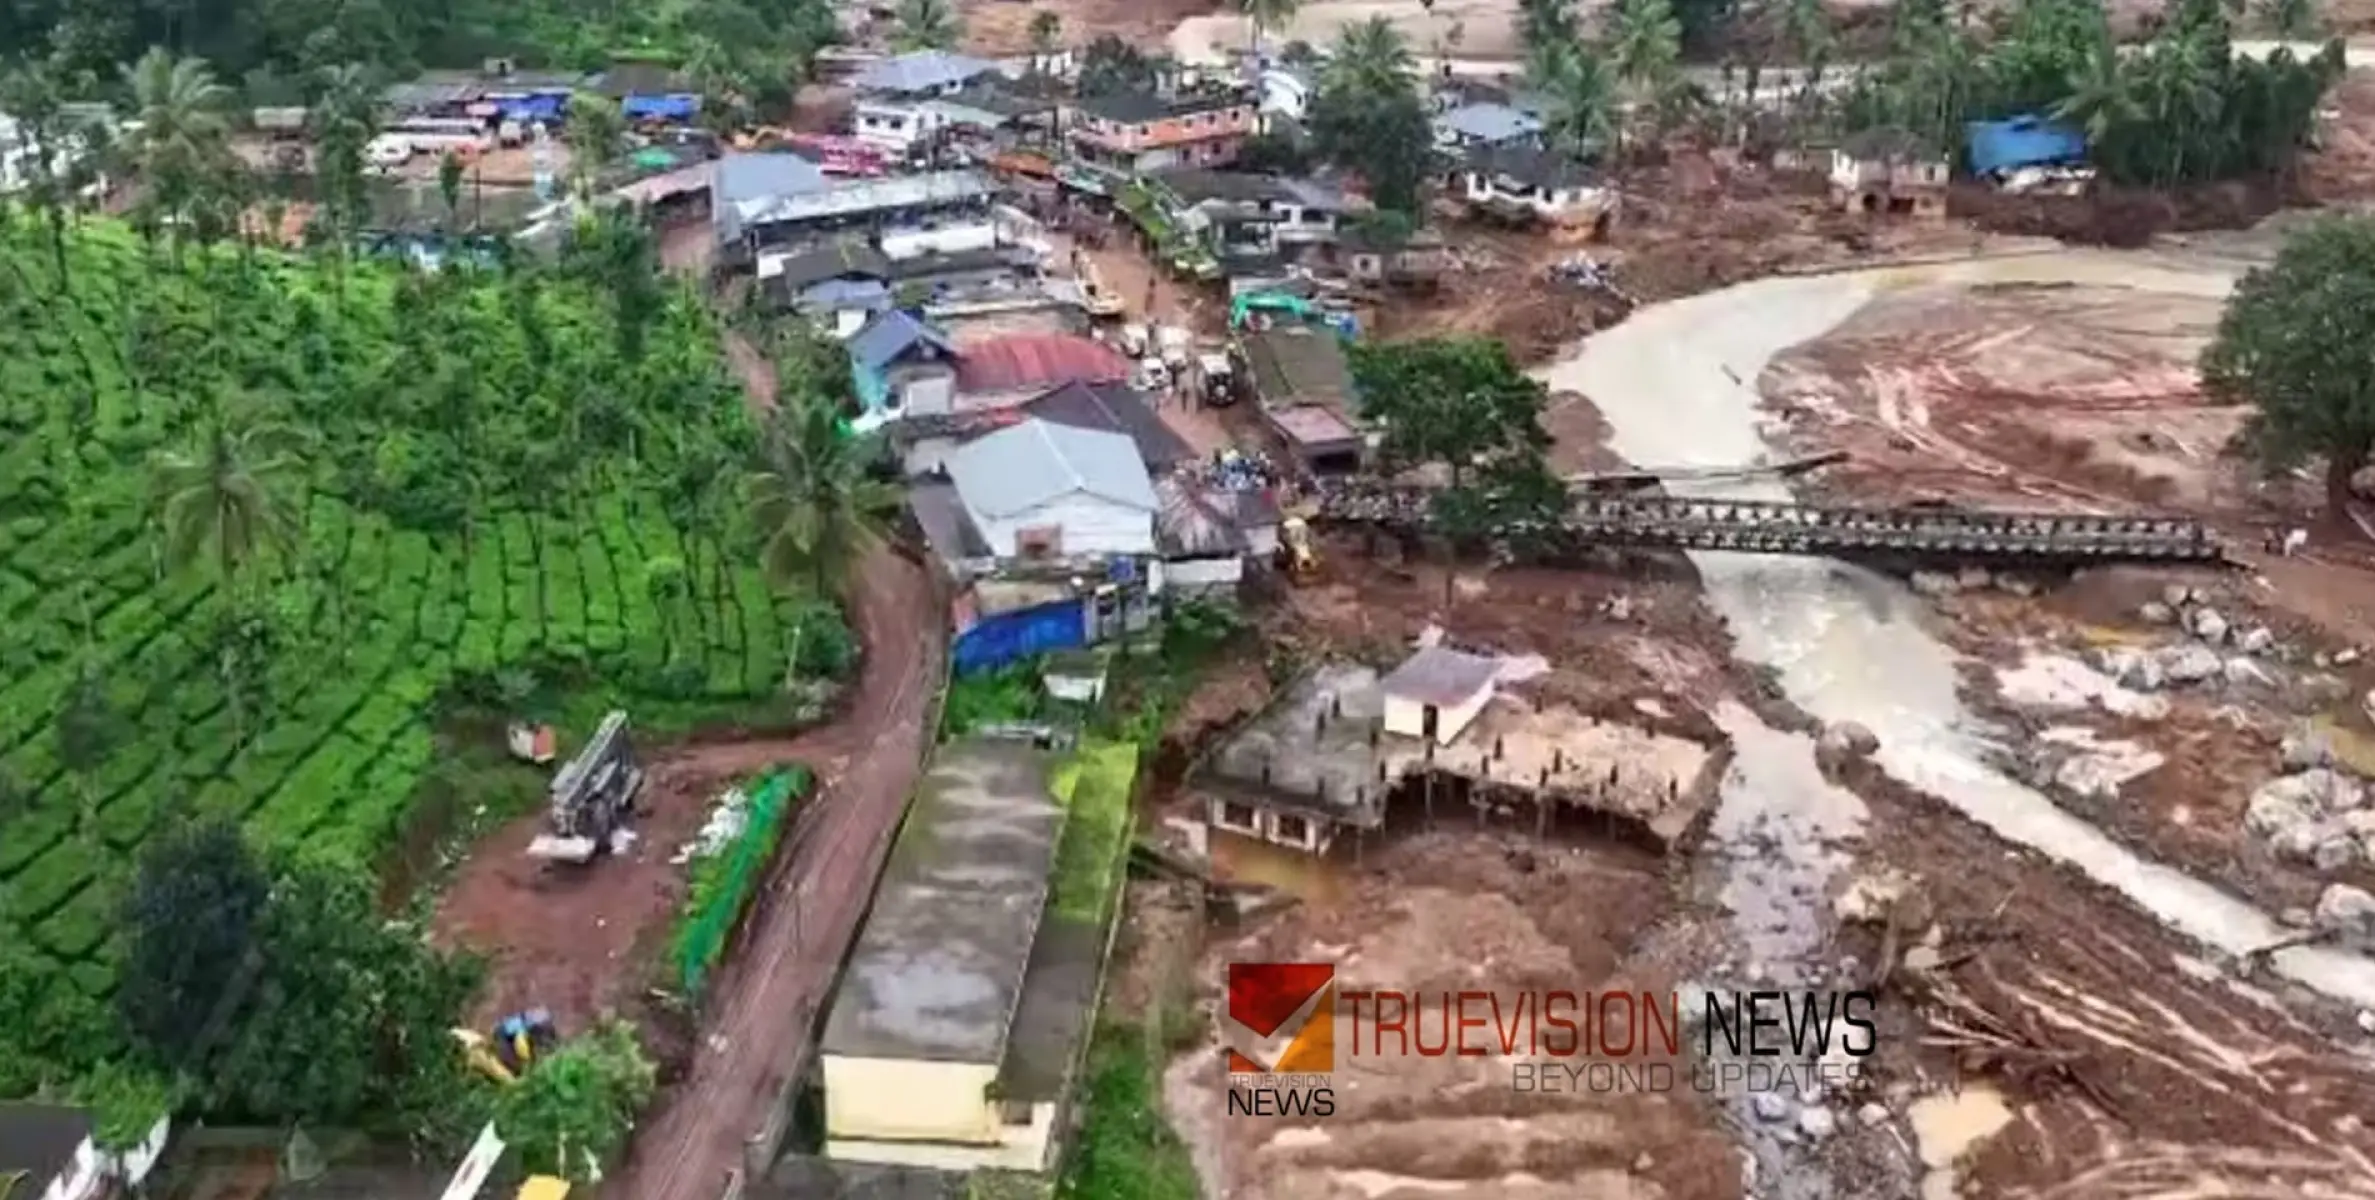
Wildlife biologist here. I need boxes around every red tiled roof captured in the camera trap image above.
[955,334,1130,395]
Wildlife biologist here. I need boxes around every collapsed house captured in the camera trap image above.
[1192,653,1721,855]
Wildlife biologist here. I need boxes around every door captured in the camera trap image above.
[1421,704,1439,740]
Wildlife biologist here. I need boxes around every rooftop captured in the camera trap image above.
[1024,381,1192,474]
[851,51,1000,95]
[850,309,958,372]
[1241,323,1355,410]
[947,419,1157,518]
[1074,88,1249,125]
[954,332,1130,395]
[736,171,995,231]
[1466,143,1599,191]
[820,740,1065,1065]
[1268,404,1360,450]
[1438,102,1544,144]
[1156,477,1265,557]
[908,479,993,566]
[760,239,893,289]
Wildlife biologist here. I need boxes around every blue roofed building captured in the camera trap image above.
[621,93,701,123]
[1965,115,2090,188]
[848,309,959,424]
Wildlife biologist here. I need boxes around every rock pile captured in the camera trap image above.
[2246,727,2375,872]
[2104,586,2283,692]
[1907,567,2038,598]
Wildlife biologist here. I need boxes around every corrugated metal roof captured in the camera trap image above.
[849,309,957,371]
[715,152,831,203]
[955,333,1130,394]
[735,170,993,230]
[1023,381,1191,472]
[948,418,1156,518]
[1155,477,1249,556]
[1965,115,2087,176]
[851,51,998,95]
[1438,102,1542,144]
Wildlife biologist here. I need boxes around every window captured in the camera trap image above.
[1275,813,1312,845]
[998,1099,1033,1126]
[1219,801,1258,831]
[1421,704,1439,740]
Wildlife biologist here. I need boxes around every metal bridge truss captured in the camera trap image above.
[1312,486,2225,565]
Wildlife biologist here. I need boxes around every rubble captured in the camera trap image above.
[2246,767,2372,873]
[2315,883,2375,938]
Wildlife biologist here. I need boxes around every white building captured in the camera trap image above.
[946,419,1158,561]
[1379,646,1500,744]
[1455,145,1613,230]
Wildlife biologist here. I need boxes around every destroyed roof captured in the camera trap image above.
[851,51,999,94]
[1380,646,1501,707]
[1437,102,1543,144]
[947,418,1158,518]
[1158,169,1292,205]
[908,478,993,564]
[1024,381,1193,473]
[1268,403,1360,449]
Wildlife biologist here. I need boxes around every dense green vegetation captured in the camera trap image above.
[3,0,837,100]
[489,1018,657,1184]
[673,764,812,996]
[0,216,848,1122]
[2202,215,2375,517]
[1046,740,1137,925]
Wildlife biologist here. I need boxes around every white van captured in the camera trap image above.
[365,135,414,167]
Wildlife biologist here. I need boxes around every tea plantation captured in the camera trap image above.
[0,219,841,1002]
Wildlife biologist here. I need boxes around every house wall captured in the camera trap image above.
[1381,686,1491,745]
[969,493,1155,559]
[825,1100,1061,1172]
[1073,104,1256,153]
[823,1055,1001,1146]
[896,366,960,416]
[1828,149,1948,193]
[1206,797,1333,854]
[855,101,936,150]
[904,435,962,475]
[1461,171,1605,219]
[1271,203,1340,244]
[1164,555,1244,594]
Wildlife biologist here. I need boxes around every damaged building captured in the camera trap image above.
[1192,650,1721,855]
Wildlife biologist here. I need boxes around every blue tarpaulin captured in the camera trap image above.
[953,599,1089,675]
[1965,115,2087,176]
[492,93,566,123]
[622,93,701,122]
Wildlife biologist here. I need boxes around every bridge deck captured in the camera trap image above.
[1313,487,2225,565]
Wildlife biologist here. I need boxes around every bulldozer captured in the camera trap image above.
[1276,516,1319,582]
[453,1008,558,1085]
[526,712,645,864]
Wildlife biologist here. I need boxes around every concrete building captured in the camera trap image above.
[1239,322,1366,475]
[849,50,999,100]
[848,309,960,418]
[1196,658,1721,857]
[946,419,1158,560]
[1830,128,1949,218]
[1068,89,1259,173]
[818,739,1104,1173]
[1455,144,1613,231]
[1380,646,1500,744]
[1434,101,1544,152]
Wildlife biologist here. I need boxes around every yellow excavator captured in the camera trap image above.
[1277,517,1319,582]
[517,1177,571,1200]
[454,1008,558,1085]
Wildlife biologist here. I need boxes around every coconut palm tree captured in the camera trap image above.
[150,416,309,595]
[1030,12,1065,62]
[2265,0,2319,37]
[309,63,379,244]
[1324,16,1417,98]
[742,394,902,597]
[892,0,963,51]
[121,47,234,236]
[0,59,73,288]
[1538,43,1618,163]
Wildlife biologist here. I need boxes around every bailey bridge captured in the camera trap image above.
[1310,484,2227,566]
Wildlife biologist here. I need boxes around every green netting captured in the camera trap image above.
[674,764,811,996]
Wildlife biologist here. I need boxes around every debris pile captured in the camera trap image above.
[2245,734,2375,874]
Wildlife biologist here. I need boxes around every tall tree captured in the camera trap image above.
[2265,0,2319,37]
[892,0,963,51]
[1077,34,1157,97]
[742,392,902,595]
[1309,18,1433,214]
[1536,42,1618,162]
[1030,11,1064,61]
[1607,0,1683,141]
[151,416,308,594]
[563,92,628,197]
[117,819,273,1078]
[309,62,379,245]
[121,47,234,236]
[1240,0,1302,63]
[2200,216,2375,518]
[1348,338,1552,488]
[0,58,76,288]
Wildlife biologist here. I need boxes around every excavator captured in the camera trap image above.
[453,1008,559,1086]
[1277,517,1319,582]
[526,712,646,864]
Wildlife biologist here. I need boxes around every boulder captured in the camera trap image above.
[2340,647,2363,666]
[1751,1091,1792,1123]
[1957,567,1993,591]
[2191,607,2230,644]
[2281,725,2335,772]
[2138,600,2176,624]
[2238,626,2277,655]
[2162,583,2194,608]
[2224,658,2275,689]
[2095,647,2165,691]
[2313,830,2362,873]
[2299,767,2364,811]
[1798,1106,1837,1139]
[1819,721,1880,758]
[1997,575,2038,597]
[2156,644,2224,684]
[1909,570,1958,598]
[2247,781,2320,840]
[2316,883,2375,935]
